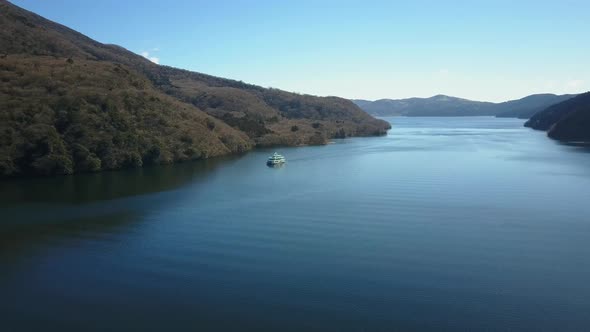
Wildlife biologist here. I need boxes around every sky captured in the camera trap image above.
[11,0,590,102]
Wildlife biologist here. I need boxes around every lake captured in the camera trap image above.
[2,117,590,331]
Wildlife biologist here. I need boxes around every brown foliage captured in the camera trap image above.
[0,1,390,177]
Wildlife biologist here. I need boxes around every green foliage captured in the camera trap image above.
[143,145,162,165]
[221,113,271,138]
[0,56,251,177]
[526,92,590,142]
[308,132,327,145]
[72,143,101,172]
[19,124,73,175]
[205,118,216,130]
[0,1,389,177]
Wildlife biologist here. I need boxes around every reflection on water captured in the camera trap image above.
[0,212,138,270]
[266,163,285,168]
[0,155,239,277]
[0,155,241,206]
[2,117,590,331]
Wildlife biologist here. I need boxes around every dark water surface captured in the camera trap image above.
[2,117,590,331]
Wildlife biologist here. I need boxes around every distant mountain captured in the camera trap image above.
[0,1,389,177]
[525,92,590,143]
[494,94,577,118]
[353,94,576,118]
[352,95,496,117]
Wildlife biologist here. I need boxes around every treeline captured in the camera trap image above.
[525,92,590,142]
[0,56,250,176]
[0,1,390,177]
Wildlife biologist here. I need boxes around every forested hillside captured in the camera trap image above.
[525,92,590,143]
[0,1,389,177]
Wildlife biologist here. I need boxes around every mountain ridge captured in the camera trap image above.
[524,92,590,143]
[353,93,577,118]
[0,1,389,177]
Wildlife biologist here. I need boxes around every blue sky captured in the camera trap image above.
[12,0,590,102]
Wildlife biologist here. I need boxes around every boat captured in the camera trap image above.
[266,152,286,166]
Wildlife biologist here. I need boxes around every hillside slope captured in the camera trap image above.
[354,94,576,118]
[0,1,389,177]
[494,94,576,119]
[0,55,252,176]
[524,92,590,142]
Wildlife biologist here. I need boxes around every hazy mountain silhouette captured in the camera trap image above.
[525,92,590,143]
[354,94,576,118]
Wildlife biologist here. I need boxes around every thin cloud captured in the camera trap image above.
[140,51,160,64]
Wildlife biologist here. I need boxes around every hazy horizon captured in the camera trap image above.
[12,0,590,102]
[350,92,584,103]
[4,1,590,330]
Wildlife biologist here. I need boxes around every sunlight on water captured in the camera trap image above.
[2,117,590,331]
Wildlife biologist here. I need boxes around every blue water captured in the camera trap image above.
[2,117,590,331]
